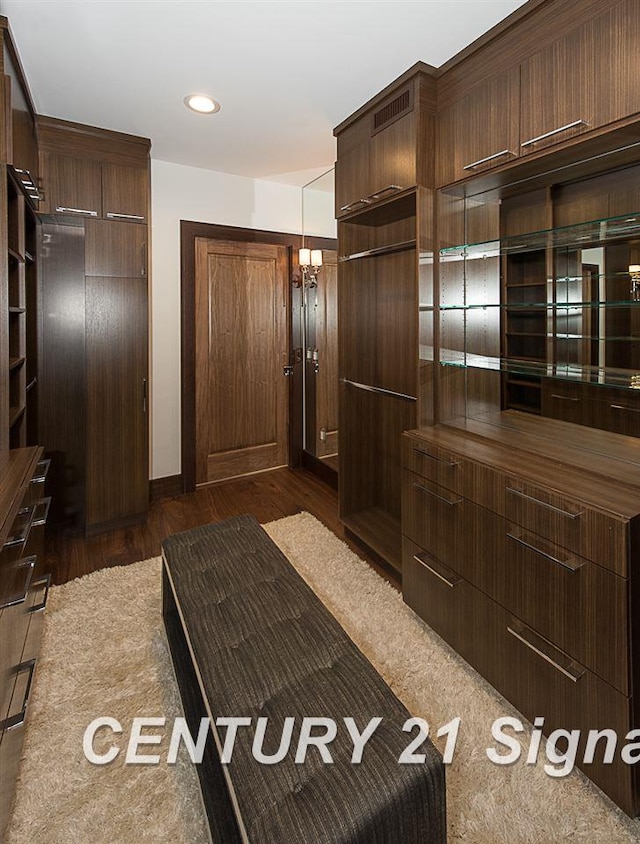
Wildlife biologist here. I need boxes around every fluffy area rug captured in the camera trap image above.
[6,512,640,842]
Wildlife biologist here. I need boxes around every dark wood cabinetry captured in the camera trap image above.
[43,152,102,217]
[402,421,640,815]
[0,447,50,840]
[101,162,147,221]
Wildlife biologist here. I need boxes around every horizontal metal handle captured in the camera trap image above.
[340,379,416,402]
[521,119,588,148]
[506,487,583,520]
[339,198,372,212]
[364,184,403,201]
[507,625,585,683]
[412,447,460,468]
[1,659,36,730]
[463,149,515,170]
[29,574,51,614]
[55,206,98,216]
[0,558,35,609]
[506,530,583,572]
[413,483,462,507]
[413,553,460,588]
[550,394,579,402]
[106,212,146,221]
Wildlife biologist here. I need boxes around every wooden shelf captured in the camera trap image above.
[9,405,26,427]
[9,356,25,371]
[8,306,26,314]
[343,508,402,573]
[8,247,25,263]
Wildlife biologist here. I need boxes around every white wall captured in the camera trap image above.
[150,159,305,479]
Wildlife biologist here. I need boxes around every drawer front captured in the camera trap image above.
[0,557,36,722]
[402,537,636,815]
[402,470,477,581]
[483,515,628,694]
[402,435,467,494]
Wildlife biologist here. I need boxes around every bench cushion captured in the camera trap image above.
[162,514,446,843]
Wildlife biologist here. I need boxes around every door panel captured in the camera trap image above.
[101,163,148,221]
[85,276,148,527]
[315,251,338,458]
[195,239,288,484]
[85,219,146,278]
[43,153,101,217]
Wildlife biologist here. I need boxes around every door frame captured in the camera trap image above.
[180,220,335,493]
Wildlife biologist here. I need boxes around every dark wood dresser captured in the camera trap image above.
[0,446,50,839]
[402,413,640,815]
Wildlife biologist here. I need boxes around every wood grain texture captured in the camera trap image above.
[101,162,148,220]
[36,115,150,167]
[195,239,288,485]
[85,275,148,528]
[0,165,7,449]
[85,218,146,278]
[313,251,338,459]
[41,152,101,217]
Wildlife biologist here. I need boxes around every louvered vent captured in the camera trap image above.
[371,88,412,135]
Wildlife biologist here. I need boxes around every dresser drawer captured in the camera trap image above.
[0,557,36,724]
[402,470,477,582]
[402,537,636,815]
[402,434,468,494]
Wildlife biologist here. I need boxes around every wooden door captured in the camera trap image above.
[85,275,148,529]
[195,239,289,484]
[42,153,101,217]
[335,120,370,218]
[85,218,146,278]
[315,251,338,459]
[437,68,520,186]
[369,111,417,196]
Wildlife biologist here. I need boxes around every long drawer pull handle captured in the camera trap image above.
[0,558,35,609]
[506,487,583,519]
[32,497,51,528]
[0,660,36,730]
[339,198,372,212]
[521,119,588,148]
[550,394,580,402]
[506,531,583,572]
[413,553,460,588]
[55,206,98,216]
[31,458,51,484]
[340,379,416,402]
[463,149,515,170]
[106,212,146,221]
[364,184,403,201]
[507,626,585,683]
[413,482,463,507]
[412,447,460,468]
[29,574,51,614]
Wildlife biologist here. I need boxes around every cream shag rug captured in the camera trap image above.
[7,512,640,843]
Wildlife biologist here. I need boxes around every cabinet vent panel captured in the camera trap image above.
[372,88,413,135]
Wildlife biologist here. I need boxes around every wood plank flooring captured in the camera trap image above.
[45,467,401,591]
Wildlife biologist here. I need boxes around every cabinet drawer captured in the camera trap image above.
[483,516,628,694]
[402,470,476,580]
[0,557,36,723]
[402,538,635,815]
[402,435,467,494]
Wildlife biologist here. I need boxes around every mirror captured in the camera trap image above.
[301,169,338,472]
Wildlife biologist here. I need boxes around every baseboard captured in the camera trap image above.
[301,451,338,490]
[149,474,183,501]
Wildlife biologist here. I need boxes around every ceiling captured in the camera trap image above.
[0,0,527,184]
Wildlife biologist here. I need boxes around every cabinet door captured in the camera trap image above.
[85,275,148,528]
[101,163,148,222]
[437,69,520,186]
[590,0,640,129]
[85,218,146,278]
[368,111,417,198]
[335,126,371,218]
[42,153,101,217]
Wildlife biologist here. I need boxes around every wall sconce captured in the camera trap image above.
[629,265,640,301]
[298,248,323,288]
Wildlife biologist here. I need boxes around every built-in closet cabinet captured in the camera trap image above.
[336,69,436,218]
[335,66,437,572]
[37,119,151,536]
[436,68,520,186]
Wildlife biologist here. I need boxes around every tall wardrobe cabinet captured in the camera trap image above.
[37,119,151,536]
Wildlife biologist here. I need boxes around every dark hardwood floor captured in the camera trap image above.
[45,467,401,590]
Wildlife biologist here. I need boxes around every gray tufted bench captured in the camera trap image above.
[162,514,446,843]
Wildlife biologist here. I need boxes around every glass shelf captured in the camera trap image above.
[440,301,640,310]
[439,211,640,259]
[439,353,640,390]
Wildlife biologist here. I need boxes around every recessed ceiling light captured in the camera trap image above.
[184,94,220,114]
